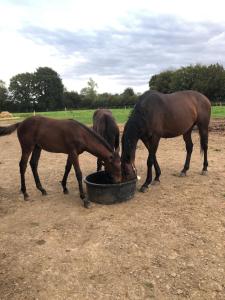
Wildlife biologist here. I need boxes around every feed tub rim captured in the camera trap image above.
[84,171,137,188]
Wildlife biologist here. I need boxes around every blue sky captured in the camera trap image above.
[0,0,225,93]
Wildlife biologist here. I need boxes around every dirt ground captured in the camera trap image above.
[0,120,225,300]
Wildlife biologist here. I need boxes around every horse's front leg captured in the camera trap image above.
[140,153,154,192]
[20,149,32,200]
[69,153,90,208]
[30,146,47,195]
[140,136,160,193]
[61,156,72,194]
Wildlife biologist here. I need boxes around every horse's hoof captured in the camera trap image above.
[201,170,208,176]
[179,172,186,177]
[139,186,149,193]
[152,180,160,186]
[63,188,69,195]
[80,193,85,200]
[41,190,47,196]
[84,200,91,209]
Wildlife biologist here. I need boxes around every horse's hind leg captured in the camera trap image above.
[19,149,32,200]
[198,124,209,175]
[61,156,72,194]
[30,146,47,196]
[180,129,193,176]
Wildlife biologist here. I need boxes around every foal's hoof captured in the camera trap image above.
[139,185,149,193]
[201,170,208,176]
[23,193,29,201]
[83,200,91,209]
[179,172,186,177]
[63,188,69,195]
[41,189,47,196]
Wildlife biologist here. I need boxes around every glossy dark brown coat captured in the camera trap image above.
[121,90,211,192]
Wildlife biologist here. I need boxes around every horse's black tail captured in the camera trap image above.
[0,123,20,136]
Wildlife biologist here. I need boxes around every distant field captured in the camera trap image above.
[211,106,225,118]
[13,108,131,124]
[13,106,225,124]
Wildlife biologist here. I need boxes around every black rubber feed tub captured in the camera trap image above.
[84,171,137,205]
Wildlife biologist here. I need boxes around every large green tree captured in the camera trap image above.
[149,70,174,93]
[34,67,64,111]
[63,90,81,109]
[120,87,138,106]
[80,78,98,107]
[8,73,35,111]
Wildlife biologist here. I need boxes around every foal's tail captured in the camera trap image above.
[0,123,20,136]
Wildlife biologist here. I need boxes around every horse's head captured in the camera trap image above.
[105,151,122,183]
[121,160,137,181]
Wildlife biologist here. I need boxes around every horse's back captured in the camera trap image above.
[93,109,119,149]
[135,90,211,137]
[17,116,85,153]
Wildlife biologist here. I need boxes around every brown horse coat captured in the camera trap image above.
[0,116,121,207]
[93,109,120,171]
[121,90,211,191]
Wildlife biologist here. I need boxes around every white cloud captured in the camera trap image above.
[1,0,225,93]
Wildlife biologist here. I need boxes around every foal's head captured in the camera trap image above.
[105,151,122,183]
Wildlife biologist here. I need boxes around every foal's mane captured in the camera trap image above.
[70,119,113,152]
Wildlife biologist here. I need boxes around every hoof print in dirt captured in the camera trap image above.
[36,239,46,246]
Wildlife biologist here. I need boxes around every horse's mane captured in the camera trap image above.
[69,119,113,152]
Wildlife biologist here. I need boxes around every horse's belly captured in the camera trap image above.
[37,143,67,154]
[161,120,195,138]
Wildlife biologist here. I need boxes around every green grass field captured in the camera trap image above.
[13,106,225,125]
[13,108,131,124]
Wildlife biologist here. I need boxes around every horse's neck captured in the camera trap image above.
[84,131,112,160]
[122,121,139,163]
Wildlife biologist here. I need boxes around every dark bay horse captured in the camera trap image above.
[93,109,120,171]
[121,90,211,192]
[0,116,121,207]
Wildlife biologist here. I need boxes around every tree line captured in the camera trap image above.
[149,63,225,102]
[0,68,138,112]
[1,63,225,112]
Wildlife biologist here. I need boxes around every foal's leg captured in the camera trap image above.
[19,149,32,200]
[140,136,160,193]
[30,146,47,195]
[61,156,72,194]
[97,158,103,171]
[198,125,209,175]
[180,129,193,176]
[69,153,90,208]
